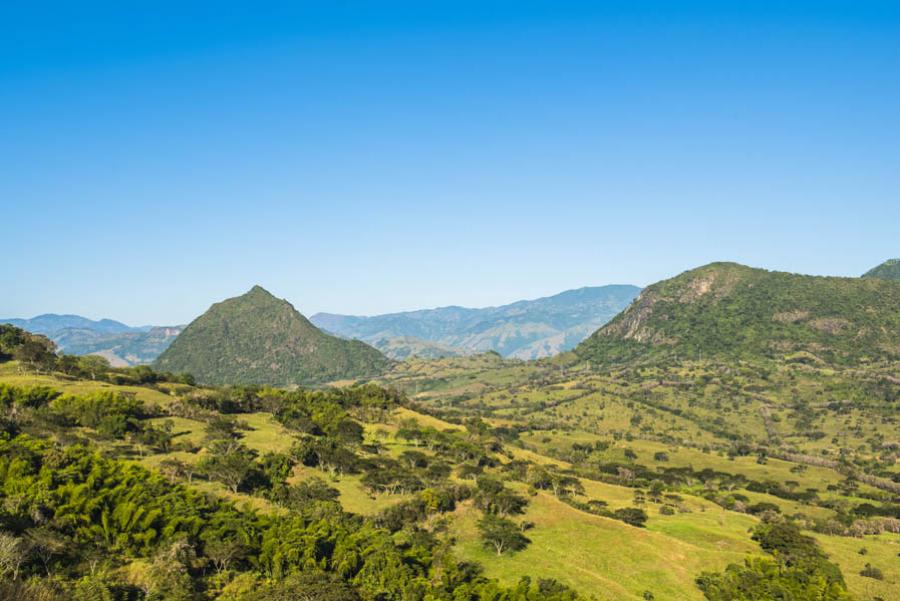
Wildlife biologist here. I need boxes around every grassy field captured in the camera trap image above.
[448,491,755,601]
[0,361,175,406]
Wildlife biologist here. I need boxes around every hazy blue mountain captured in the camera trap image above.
[1,314,180,367]
[311,284,641,360]
[1,314,145,335]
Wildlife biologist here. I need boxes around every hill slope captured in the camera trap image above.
[577,262,900,365]
[312,284,640,360]
[862,258,900,281]
[155,285,391,385]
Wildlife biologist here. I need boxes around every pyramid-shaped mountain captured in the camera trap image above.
[155,286,391,385]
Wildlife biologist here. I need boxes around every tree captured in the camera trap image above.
[77,355,111,380]
[204,415,245,452]
[474,478,528,516]
[13,339,56,372]
[199,443,258,493]
[159,458,191,483]
[549,475,584,498]
[613,507,648,528]
[0,532,28,580]
[205,538,245,575]
[72,573,115,601]
[252,572,361,601]
[25,527,68,575]
[136,540,196,601]
[477,514,530,556]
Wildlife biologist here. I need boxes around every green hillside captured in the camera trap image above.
[862,258,900,281]
[577,262,900,366]
[155,286,391,385]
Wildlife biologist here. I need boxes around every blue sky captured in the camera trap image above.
[2,1,898,325]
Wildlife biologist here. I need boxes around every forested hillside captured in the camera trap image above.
[862,258,900,282]
[576,262,900,366]
[156,286,391,386]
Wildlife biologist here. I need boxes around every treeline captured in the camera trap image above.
[0,384,177,452]
[696,519,852,600]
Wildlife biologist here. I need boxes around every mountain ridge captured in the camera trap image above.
[576,262,900,366]
[312,284,640,359]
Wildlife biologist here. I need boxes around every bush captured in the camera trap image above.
[613,507,648,528]
[860,563,883,580]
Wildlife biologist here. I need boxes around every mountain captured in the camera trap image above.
[1,314,143,335]
[155,285,391,385]
[365,336,466,360]
[862,258,900,281]
[1,314,180,367]
[311,284,640,360]
[54,326,184,367]
[576,262,900,366]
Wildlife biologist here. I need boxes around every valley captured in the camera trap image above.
[0,261,897,600]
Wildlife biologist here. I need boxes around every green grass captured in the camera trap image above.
[449,490,756,601]
[0,362,175,406]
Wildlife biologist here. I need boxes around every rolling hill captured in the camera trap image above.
[576,262,900,366]
[312,284,640,360]
[155,285,391,385]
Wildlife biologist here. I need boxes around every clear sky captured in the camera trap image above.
[2,1,898,325]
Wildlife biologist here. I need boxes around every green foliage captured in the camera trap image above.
[0,434,587,600]
[0,383,60,409]
[577,262,900,365]
[50,391,145,430]
[474,478,528,516]
[861,258,900,281]
[612,507,648,528]
[696,519,851,600]
[478,514,530,556]
[155,285,391,385]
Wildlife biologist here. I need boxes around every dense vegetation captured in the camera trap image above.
[155,286,391,386]
[696,520,851,600]
[862,258,900,282]
[577,262,900,366]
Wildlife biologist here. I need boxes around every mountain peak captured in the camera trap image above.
[155,288,390,386]
[862,258,900,281]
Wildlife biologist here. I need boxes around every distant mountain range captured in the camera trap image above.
[576,261,900,366]
[311,285,641,360]
[2,314,146,335]
[155,286,390,386]
[6,259,894,369]
[0,314,182,367]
